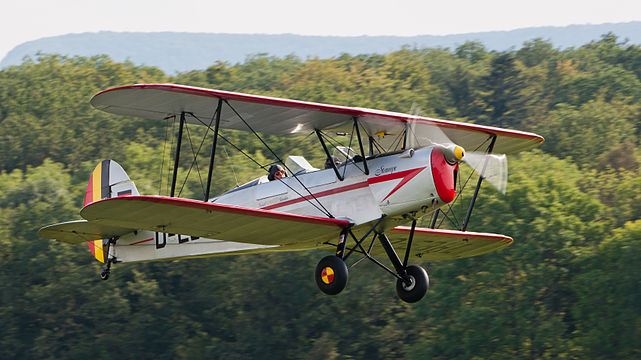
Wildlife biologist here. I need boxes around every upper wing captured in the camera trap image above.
[91,84,543,155]
[38,220,133,244]
[383,226,513,261]
[80,195,350,247]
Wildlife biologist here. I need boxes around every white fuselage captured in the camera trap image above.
[214,146,442,225]
[110,146,450,263]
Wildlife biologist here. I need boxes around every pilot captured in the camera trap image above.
[268,164,287,181]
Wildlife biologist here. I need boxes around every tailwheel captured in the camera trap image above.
[315,255,348,295]
[100,257,113,281]
[396,265,429,303]
[100,268,110,281]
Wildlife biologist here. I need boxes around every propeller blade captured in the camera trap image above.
[419,122,453,146]
[403,106,508,194]
[462,152,508,194]
[406,104,420,149]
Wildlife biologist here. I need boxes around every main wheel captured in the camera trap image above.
[396,265,429,303]
[315,255,348,295]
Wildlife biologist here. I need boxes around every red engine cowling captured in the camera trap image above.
[431,147,458,203]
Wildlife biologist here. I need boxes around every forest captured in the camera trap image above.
[0,33,640,359]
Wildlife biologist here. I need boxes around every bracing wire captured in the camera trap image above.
[222,100,335,218]
[222,145,240,187]
[319,130,367,175]
[187,107,334,218]
[177,122,206,198]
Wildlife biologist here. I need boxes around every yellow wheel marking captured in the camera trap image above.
[321,266,335,285]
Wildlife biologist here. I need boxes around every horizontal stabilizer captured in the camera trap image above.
[80,196,350,247]
[38,220,133,244]
[386,226,513,261]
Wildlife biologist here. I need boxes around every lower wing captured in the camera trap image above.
[385,226,513,260]
[38,220,133,244]
[79,195,351,247]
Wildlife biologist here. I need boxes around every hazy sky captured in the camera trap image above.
[3,0,641,60]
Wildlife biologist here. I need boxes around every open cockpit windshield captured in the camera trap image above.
[214,155,319,200]
[285,156,319,175]
[213,147,398,201]
[215,175,269,199]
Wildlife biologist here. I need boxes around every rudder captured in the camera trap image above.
[84,160,139,263]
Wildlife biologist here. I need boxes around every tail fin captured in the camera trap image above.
[84,160,139,263]
[84,160,139,206]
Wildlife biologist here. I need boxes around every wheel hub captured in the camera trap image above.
[401,275,416,291]
[321,266,335,284]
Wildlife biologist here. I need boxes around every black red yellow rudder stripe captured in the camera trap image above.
[85,160,112,263]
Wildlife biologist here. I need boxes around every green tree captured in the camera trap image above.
[571,220,641,358]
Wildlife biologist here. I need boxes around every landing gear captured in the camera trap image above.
[100,267,110,281]
[315,255,348,295]
[99,238,117,281]
[315,218,430,303]
[100,257,114,281]
[396,265,429,303]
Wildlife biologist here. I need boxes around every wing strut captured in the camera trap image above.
[316,129,344,181]
[461,134,497,231]
[204,98,223,201]
[170,112,186,197]
[430,209,440,228]
[402,219,417,267]
[352,117,369,175]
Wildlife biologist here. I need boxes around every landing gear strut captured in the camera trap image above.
[100,237,117,281]
[100,259,112,281]
[314,218,430,303]
[378,231,429,303]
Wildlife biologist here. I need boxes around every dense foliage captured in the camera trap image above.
[1,34,640,359]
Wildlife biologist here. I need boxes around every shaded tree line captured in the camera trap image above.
[0,34,640,358]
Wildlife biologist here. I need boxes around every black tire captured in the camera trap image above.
[315,255,348,295]
[396,265,429,303]
[100,269,110,281]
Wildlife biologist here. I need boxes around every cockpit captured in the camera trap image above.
[215,146,365,199]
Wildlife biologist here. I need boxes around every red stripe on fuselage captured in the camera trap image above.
[368,167,426,201]
[130,238,154,245]
[261,167,426,210]
[261,181,369,210]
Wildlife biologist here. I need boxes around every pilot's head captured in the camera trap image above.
[268,164,286,181]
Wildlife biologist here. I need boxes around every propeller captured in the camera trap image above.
[459,151,507,194]
[405,109,508,194]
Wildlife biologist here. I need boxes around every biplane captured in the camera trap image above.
[39,84,543,303]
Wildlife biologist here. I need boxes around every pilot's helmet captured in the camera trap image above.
[268,164,285,180]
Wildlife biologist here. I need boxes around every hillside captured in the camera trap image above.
[3,21,641,73]
[1,33,641,358]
